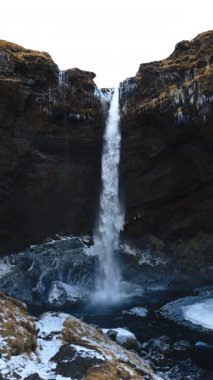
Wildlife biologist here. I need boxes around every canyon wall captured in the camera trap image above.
[0,41,103,254]
[0,31,212,255]
[120,31,213,241]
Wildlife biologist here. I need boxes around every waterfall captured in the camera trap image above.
[93,87,124,303]
[58,70,66,101]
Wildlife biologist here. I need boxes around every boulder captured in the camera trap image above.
[24,374,44,380]
[173,340,192,352]
[141,336,171,354]
[103,327,141,351]
[47,280,86,308]
[0,237,95,306]
[62,317,160,379]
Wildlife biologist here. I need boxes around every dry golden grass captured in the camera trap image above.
[62,315,159,380]
[0,291,37,358]
[0,39,53,63]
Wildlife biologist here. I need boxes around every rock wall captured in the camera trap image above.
[1,32,213,255]
[120,31,213,240]
[0,41,103,255]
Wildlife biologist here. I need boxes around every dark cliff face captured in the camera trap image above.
[1,32,213,256]
[0,41,103,255]
[120,31,213,240]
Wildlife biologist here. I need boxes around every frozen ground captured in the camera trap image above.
[183,299,213,330]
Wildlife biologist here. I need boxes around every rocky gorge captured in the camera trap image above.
[0,30,213,380]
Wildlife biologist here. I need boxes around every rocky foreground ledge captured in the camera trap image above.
[0,291,161,380]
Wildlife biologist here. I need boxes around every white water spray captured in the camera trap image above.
[93,87,124,303]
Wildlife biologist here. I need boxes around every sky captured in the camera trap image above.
[0,0,212,87]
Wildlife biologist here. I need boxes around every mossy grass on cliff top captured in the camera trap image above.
[0,39,53,62]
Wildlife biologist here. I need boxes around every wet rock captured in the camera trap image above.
[164,358,213,380]
[142,336,171,354]
[149,353,170,368]
[195,341,213,350]
[173,339,191,352]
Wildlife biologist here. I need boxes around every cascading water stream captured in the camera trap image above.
[92,87,124,303]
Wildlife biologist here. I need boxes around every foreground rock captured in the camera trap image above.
[120,31,213,242]
[0,40,103,255]
[0,292,161,380]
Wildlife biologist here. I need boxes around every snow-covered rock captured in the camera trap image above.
[103,327,141,351]
[0,292,162,380]
[47,281,86,308]
[0,237,94,306]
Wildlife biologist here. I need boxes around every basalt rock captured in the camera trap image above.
[0,40,103,255]
[0,237,96,306]
[120,31,213,241]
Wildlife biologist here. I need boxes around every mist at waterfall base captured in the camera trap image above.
[91,88,126,304]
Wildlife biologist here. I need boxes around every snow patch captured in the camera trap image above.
[183,299,213,330]
[0,312,71,380]
[123,306,148,317]
[36,312,69,338]
[70,344,106,360]
[0,257,13,277]
[139,249,167,266]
